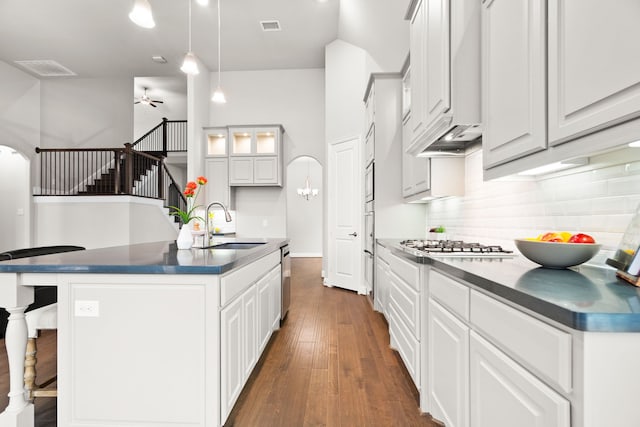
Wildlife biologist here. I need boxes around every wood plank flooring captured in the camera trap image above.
[0,258,438,427]
[225,258,438,427]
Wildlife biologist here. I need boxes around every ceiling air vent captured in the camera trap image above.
[260,20,281,31]
[14,60,76,77]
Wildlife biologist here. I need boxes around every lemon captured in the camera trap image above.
[559,231,572,242]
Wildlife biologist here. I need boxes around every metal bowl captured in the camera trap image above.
[514,239,602,269]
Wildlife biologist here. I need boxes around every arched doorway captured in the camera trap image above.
[0,145,30,252]
[286,156,322,257]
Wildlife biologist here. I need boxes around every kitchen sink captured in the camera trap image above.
[207,242,266,250]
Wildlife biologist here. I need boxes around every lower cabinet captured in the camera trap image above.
[429,299,469,427]
[374,243,390,315]
[469,331,570,427]
[220,262,281,423]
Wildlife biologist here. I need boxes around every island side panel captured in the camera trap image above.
[57,274,220,427]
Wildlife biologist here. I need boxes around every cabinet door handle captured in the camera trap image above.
[349,232,358,237]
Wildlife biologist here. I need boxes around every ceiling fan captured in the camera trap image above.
[134,87,164,108]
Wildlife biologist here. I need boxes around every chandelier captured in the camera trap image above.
[297,158,319,201]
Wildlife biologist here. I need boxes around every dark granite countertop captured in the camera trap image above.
[378,239,640,332]
[0,238,288,275]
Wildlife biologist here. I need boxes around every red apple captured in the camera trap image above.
[568,233,595,244]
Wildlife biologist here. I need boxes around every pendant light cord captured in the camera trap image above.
[188,0,193,51]
[217,0,222,87]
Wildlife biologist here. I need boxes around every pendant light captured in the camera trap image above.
[181,0,200,75]
[129,0,155,28]
[211,0,226,103]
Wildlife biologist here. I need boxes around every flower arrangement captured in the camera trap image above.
[170,176,207,226]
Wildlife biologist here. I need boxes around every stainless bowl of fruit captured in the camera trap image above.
[515,232,601,269]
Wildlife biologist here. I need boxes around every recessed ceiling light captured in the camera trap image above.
[151,56,167,63]
[629,140,640,148]
[260,20,281,31]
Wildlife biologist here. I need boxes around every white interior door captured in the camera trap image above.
[326,137,363,294]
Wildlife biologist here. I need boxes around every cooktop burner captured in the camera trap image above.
[399,239,514,258]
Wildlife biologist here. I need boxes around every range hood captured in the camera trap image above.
[405,0,481,158]
[416,124,482,157]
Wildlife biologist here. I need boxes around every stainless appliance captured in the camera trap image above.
[281,245,290,322]
[399,239,514,258]
[606,202,640,285]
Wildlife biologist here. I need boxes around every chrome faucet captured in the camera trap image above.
[205,201,233,246]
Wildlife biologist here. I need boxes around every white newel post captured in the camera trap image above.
[0,274,34,427]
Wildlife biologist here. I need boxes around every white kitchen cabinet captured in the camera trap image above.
[204,128,233,208]
[548,0,640,146]
[374,243,390,316]
[387,250,424,390]
[243,285,257,380]
[364,128,374,167]
[220,291,244,421]
[429,299,469,427]
[406,0,481,154]
[228,125,283,186]
[205,158,231,207]
[483,0,640,179]
[481,0,547,168]
[402,113,430,198]
[258,265,282,354]
[469,331,570,427]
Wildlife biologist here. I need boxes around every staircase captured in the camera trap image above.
[34,119,189,222]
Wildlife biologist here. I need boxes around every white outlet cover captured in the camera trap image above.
[75,300,99,317]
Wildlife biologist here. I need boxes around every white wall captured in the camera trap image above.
[426,147,640,266]
[34,196,177,250]
[40,78,133,149]
[286,157,323,257]
[0,146,30,251]
[133,77,187,141]
[205,68,325,239]
[339,0,410,72]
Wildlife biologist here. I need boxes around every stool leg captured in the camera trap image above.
[24,337,37,401]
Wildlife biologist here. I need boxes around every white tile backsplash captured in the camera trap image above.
[426,149,640,266]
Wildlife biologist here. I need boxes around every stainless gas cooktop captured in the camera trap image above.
[399,239,515,258]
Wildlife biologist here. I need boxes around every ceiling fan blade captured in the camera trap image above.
[150,103,157,108]
[134,101,141,104]
[151,100,164,103]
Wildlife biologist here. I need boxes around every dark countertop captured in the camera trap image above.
[0,238,288,275]
[378,239,640,332]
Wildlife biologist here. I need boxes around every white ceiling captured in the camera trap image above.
[0,0,340,78]
[0,0,409,79]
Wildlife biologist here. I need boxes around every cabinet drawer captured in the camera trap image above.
[220,251,280,307]
[429,269,470,321]
[470,290,572,393]
[376,244,390,264]
[388,252,421,292]
[388,301,420,389]
[388,271,420,338]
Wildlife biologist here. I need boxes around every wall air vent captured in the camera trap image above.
[260,20,281,31]
[14,60,76,77]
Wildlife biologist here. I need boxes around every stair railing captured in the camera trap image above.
[34,145,187,215]
[131,118,187,155]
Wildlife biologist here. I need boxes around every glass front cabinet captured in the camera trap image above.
[228,125,284,186]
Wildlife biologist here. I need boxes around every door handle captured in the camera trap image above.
[349,232,358,237]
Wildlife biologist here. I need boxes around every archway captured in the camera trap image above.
[0,145,30,252]
[286,156,323,257]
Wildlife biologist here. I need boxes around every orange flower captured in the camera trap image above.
[186,181,198,190]
[183,188,195,197]
[170,176,208,225]
[197,176,208,185]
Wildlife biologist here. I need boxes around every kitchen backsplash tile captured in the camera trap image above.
[426,148,640,267]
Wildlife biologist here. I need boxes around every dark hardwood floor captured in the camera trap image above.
[0,258,437,427]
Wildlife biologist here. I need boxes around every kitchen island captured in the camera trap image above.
[0,238,287,427]
[377,239,640,427]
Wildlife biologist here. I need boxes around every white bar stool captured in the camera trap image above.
[24,303,58,400]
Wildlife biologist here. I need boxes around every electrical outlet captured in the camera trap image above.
[75,300,99,317]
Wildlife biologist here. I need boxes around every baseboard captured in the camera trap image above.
[290,252,322,258]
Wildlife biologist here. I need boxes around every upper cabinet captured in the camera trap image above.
[204,127,232,208]
[228,125,284,187]
[547,0,640,145]
[405,0,481,156]
[481,0,547,168]
[483,0,640,178]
